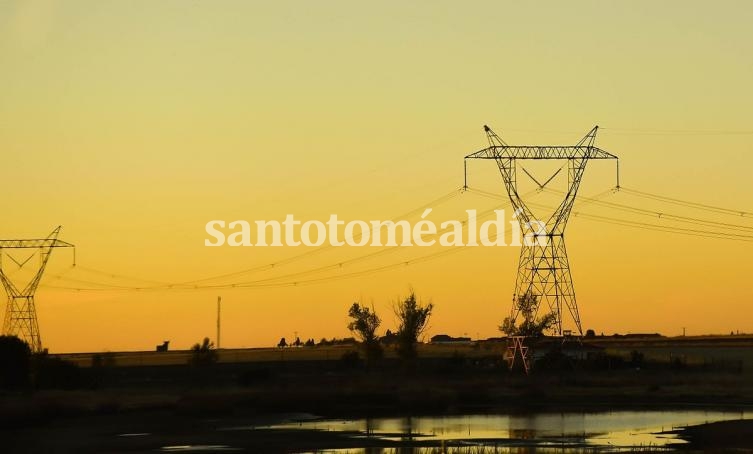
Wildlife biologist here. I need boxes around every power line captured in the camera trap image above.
[43,192,527,292]
[465,187,753,242]
[493,127,753,137]
[472,185,753,234]
[40,184,753,293]
[601,127,753,136]
[43,222,521,292]
[37,187,478,291]
[541,188,753,233]
[571,212,753,243]
[73,265,170,286]
[169,187,464,287]
[619,187,753,218]
[44,187,464,290]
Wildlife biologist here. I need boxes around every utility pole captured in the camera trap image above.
[216,296,221,349]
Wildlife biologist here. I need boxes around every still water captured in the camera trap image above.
[252,409,750,452]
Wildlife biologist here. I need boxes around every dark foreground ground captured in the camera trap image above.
[3,368,753,452]
[15,408,753,453]
[2,337,753,452]
[672,419,753,451]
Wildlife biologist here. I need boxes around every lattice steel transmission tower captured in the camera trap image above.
[465,126,618,336]
[0,226,75,352]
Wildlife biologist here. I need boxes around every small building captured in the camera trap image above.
[430,334,473,345]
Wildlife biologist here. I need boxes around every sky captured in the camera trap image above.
[1,0,752,352]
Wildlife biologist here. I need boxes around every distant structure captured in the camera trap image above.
[465,126,618,336]
[156,340,170,352]
[380,330,398,346]
[0,226,75,352]
[430,334,472,344]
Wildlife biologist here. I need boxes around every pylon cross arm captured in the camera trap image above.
[465,145,617,161]
[0,239,75,248]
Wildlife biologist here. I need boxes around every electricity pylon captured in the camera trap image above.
[465,126,618,336]
[0,226,75,352]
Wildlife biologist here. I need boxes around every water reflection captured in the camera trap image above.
[161,446,242,452]
[263,409,749,451]
[318,448,659,454]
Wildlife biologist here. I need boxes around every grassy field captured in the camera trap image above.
[53,334,753,371]
[54,342,505,367]
[585,334,753,372]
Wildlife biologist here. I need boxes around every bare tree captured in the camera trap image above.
[347,302,382,363]
[394,291,433,361]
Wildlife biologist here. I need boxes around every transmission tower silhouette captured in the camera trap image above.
[465,126,618,336]
[0,226,75,352]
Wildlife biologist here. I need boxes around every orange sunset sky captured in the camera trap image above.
[1,1,752,352]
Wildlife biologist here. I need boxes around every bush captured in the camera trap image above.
[0,335,31,389]
[190,337,218,367]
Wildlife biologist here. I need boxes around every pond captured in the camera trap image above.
[236,409,750,452]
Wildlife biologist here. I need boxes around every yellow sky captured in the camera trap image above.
[1,1,752,352]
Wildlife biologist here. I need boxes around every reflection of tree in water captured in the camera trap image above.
[400,415,415,443]
[509,413,540,443]
[509,447,538,454]
[509,428,538,440]
[355,415,593,454]
[361,423,377,454]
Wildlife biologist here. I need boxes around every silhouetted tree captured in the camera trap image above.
[500,291,556,338]
[278,337,287,348]
[0,335,31,389]
[394,291,433,361]
[585,329,596,338]
[347,302,383,363]
[189,337,218,367]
